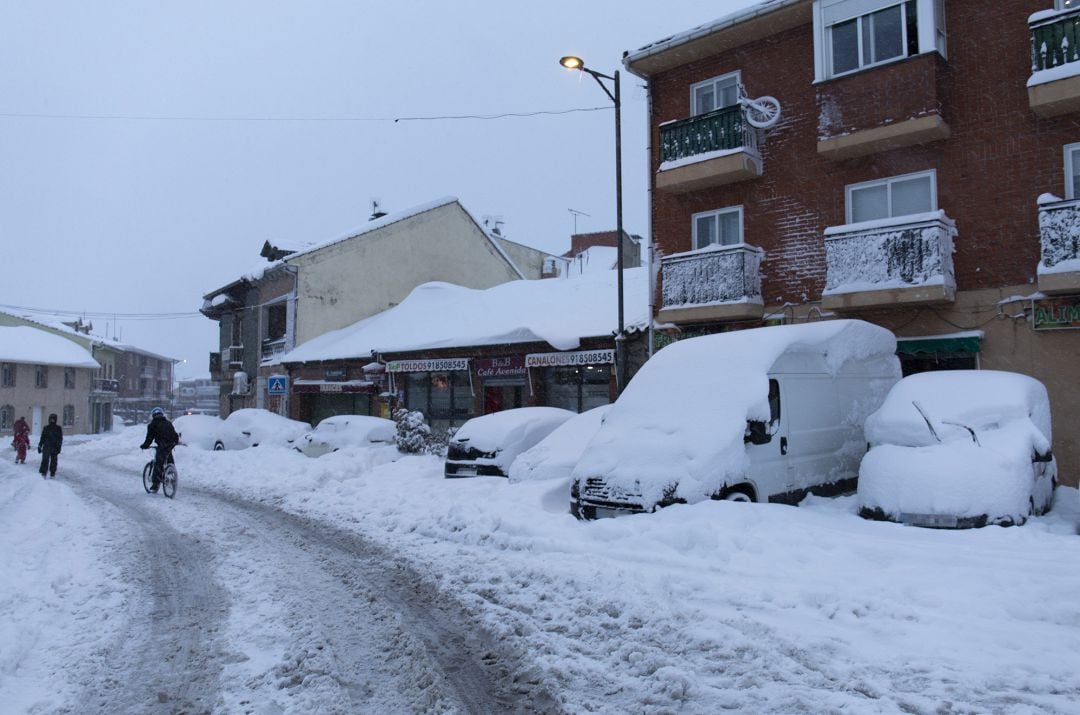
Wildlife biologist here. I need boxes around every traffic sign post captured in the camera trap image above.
[267,375,288,395]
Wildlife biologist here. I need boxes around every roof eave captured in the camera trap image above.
[623,0,811,77]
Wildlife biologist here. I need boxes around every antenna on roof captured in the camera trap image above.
[482,215,505,237]
[370,198,387,221]
[568,207,590,234]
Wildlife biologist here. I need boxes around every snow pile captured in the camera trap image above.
[280,268,650,363]
[450,407,575,473]
[0,326,99,368]
[508,405,610,483]
[859,371,1055,523]
[573,321,897,509]
[823,211,956,295]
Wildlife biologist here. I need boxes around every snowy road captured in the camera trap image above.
[7,456,556,714]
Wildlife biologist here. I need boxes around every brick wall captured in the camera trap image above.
[646,1,1078,311]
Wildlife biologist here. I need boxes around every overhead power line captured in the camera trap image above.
[0,303,203,320]
[0,106,610,123]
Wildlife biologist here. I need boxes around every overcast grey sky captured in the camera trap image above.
[0,0,756,379]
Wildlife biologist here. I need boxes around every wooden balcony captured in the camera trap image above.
[822,212,957,311]
[1029,7,1080,117]
[656,105,761,193]
[657,244,764,324]
[1038,197,1080,294]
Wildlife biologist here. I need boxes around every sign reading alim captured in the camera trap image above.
[1033,295,1080,330]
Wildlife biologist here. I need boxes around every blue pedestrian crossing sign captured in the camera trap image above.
[267,375,288,395]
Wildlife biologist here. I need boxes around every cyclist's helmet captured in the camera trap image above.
[150,407,165,419]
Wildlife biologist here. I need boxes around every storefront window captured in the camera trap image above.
[543,365,612,412]
[405,370,474,433]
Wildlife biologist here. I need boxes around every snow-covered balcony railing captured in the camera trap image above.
[261,337,287,362]
[93,378,119,393]
[227,345,244,368]
[822,211,957,311]
[656,105,762,193]
[657,244,764,324]
[1029,6,1080,116]
[1037,194,1080,293]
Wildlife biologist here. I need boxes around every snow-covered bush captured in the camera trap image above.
[392,409,446,456]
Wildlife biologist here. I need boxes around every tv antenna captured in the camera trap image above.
[568,208,590,233]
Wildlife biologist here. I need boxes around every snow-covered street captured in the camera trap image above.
[3,430,1080,714]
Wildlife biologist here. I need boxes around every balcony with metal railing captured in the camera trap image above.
[1029,6,1080,116]
[656,105,761,193]
[822,211,957,311]
[93,377,120,393]
[261,337,288,362]
[1037,195,1080,293]
[657,244,764,324]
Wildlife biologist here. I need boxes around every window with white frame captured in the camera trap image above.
[845,170,936,223]
[1065,143,1080,199]
[693,206,743,249]
[62,405,74,427]
[691,71,740,116]
[0,405,12,431]
[814,0,946,80]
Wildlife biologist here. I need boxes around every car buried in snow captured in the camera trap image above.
[444,407,576,478]
[571,320,901,519]
[213,408,310,450]
[857,370,1056,528]
[295,415,396,458]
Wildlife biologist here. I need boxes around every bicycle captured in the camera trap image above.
[142,444,178,498]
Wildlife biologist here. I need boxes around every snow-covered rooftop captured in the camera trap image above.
[0,310,176,362]
[0,326,100,368]
[280,268,650,364]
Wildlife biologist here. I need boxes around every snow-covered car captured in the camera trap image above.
[857,370,1056,529]
[572,321,901,519]
[508,405,611,483]
[295,415,396,458]
[173,414,231,450]
[216,408,310,450]
[445,407,576,478]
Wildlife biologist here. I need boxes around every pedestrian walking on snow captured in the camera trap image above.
[38,414,62,478]
[13,416,30,464]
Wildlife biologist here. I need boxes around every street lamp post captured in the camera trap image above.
[559,55,627,395]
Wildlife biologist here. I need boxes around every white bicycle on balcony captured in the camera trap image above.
[738,83,782,129]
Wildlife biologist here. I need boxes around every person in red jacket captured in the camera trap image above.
[12,416,30,464]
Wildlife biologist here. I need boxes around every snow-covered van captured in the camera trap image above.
[571,320,901,518]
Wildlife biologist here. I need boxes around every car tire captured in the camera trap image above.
[719,487,754,503]
[213,441,225,451]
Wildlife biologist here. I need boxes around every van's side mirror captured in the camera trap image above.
[1033,449,1054,463]
[744,420,773,445]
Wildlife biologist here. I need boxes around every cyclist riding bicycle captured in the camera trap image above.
[140,407,179,493]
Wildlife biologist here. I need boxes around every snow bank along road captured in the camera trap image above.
[5,429,1080,714]
[0,451,556,714]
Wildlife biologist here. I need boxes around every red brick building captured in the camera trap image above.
[625,0,1080,484]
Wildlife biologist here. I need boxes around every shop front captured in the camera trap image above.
[526,349,615,413]
[292,364,378,426]
[475,356,528,414]
[389,357,475,435]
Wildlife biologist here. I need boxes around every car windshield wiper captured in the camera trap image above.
[941,420,980,446]
[911,401,941,443]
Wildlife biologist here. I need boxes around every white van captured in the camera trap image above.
[571,320,901,518]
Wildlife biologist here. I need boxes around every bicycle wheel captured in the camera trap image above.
[142,462,155,493]
[161,464,178,499]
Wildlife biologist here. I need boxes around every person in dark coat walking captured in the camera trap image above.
[140,407,179,492]
[38,413,63,478]
[13,416,30,464]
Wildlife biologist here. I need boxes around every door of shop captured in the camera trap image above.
[483,385,523,414]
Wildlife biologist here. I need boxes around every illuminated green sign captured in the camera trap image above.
[1033,296,1080,330]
